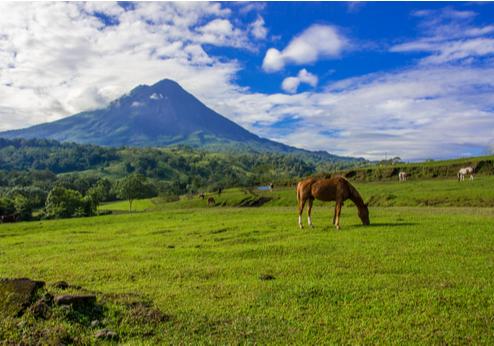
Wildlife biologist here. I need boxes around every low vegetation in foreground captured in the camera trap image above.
[1,179,494,343]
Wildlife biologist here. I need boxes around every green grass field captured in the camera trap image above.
[101,175,494,212]
[2,178,494,344]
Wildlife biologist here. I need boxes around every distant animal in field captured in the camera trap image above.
[296,176,369,230]
[207,197,216,206]
[1,214,19,223]
[218,188,222,195]
[458,166,474,181]
[269,183,274,190]
[399,171,408,181]
[199,193,205,200]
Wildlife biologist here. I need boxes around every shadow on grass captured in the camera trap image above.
[366,222,417,228]
[302,222,417,231]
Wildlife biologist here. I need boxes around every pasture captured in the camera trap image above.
[1,177,494,344]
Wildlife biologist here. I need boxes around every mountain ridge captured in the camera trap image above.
[0,79,362,162]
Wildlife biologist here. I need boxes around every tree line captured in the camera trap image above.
[0,137,365,221]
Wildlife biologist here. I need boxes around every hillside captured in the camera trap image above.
[0,79,358,162]
[0,138,363,198]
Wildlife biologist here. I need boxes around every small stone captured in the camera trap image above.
[259,274,275,281]
[95,328,118,341]
[90,320,100,328]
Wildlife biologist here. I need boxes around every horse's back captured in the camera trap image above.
[311,176,350,201]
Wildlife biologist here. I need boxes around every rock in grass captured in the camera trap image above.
[90,320,101,328]
[95,328,119,341]
[54,294,96,308]
[259,274,275,281]
[0,278,45,318]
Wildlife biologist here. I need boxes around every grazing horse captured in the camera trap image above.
[296,176,369,230]
[458,166,474,181]
[398,171,408,182]
[207,197,216,206]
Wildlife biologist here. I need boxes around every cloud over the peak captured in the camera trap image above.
[262,24,346,72]
[0,2,247,130]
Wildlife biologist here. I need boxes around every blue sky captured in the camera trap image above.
[1,2,494,160]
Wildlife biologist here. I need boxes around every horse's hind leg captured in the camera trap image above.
[333,204,337,225]
[298,198,306,229]
[307,198,314,228]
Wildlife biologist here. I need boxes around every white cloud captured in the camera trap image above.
[0,2,243,129]
[250,16,267,40]
[1,2,493,161]
[391,7,494,65]
[281,69,318,94]
[218,65,494,161]
[262,24,346,72]
[392,38,494,65]
[196,18,250,48]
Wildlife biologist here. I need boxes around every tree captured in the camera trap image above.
[0,197,15,216]
[116,174,147,212]
[44,187,95,219]
[13,195,32,221]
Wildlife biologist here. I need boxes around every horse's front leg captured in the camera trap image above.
[334,202,342,230]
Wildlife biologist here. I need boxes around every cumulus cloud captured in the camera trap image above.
[219,65,494,161]
[281,69,318,94]
[1,2,494,161]
[262,24,347,72]
[196,18,250,48]
[249,16,267,40]
[0,2,244,130]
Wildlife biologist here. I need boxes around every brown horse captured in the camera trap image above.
[296,176,369,229]
[207,197,216,206]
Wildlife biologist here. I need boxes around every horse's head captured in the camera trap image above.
[358,203,370,225]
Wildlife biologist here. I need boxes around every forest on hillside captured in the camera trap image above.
[0,138,365,220]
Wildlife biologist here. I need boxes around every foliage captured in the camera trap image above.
[0,197,15,216]
[116,174,155,212]
[44,187,95,219]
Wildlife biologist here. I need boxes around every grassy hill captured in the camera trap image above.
[334,155,494,181]
[100,175,494,212]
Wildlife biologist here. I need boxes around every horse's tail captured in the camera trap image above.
[296,181,303,205]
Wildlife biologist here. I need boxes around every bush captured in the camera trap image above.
[44,187,96,219]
